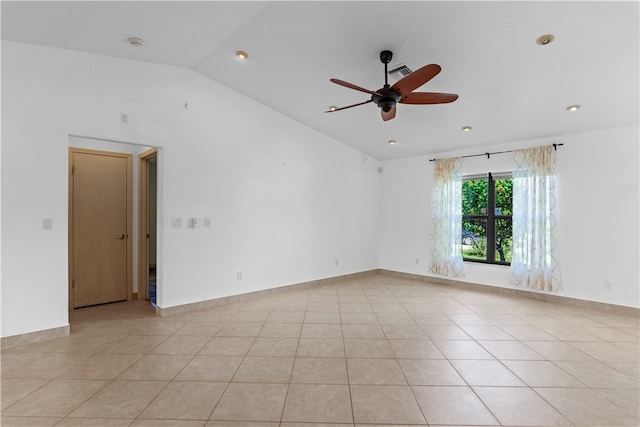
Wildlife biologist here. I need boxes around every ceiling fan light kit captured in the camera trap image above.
[326,50,458,121]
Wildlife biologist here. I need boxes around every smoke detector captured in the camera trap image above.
[128,37,144,47]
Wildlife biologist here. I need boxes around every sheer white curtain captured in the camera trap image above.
[512,145,561,291]
[430,158,464,278]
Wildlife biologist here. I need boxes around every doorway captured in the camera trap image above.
[69,148,133,308]
[138,149,158,306]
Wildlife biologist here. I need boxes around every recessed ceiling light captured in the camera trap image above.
[388,140,397,145]
[235,50,249,60]
[127,37,144,47]
[566,104,581,112]
[462,126,472,132]
[536,34,555,46]
[328,106,337,112]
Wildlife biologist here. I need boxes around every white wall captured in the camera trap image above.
[379,126,640,308]
[1,41,381,338]
[2,40,636,341]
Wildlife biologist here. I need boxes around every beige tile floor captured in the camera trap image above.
[1,274,639,426]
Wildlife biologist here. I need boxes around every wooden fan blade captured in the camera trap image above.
[399,92,458,104]
[391,64,441,95]
[381,105,396,121]
[324,99,372,113]
[330,79,382,96]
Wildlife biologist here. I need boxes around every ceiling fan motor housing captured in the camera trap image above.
[371,87,401,112]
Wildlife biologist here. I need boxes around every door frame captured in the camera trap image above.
[68,147,133,309]
[137,148,158,301]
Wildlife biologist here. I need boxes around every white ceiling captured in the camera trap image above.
[2,1,638,160]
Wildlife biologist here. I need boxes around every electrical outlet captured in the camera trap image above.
[204,217,211,228]
[171,217,182,228]
[604,281,613,290]
[335,259,339,266]
[237,272,242,280]
[415,258,420,264]
[42,218,53,230]
[120,113,128,125]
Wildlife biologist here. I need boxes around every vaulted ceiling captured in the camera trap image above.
[2,1,638,160]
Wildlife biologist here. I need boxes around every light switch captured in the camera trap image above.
[42,218,53,230]
[171,217,183,228]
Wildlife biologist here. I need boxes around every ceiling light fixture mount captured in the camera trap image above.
[127,37,144,47]
[462,126,472,132]
[328,106,337,112]
[388,139,397,145]
[536,34,555,45]
[566,104,581,112]
[235,50,249,60]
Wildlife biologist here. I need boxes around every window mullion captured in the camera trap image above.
[487,173,495,263]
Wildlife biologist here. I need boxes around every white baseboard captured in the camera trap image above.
[378,269,640,315]
[156,269,379,316]
[4,268,636,348]
[1,324,70,349]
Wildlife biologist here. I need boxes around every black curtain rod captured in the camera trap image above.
[429,143,564,162]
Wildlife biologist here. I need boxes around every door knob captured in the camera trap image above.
[116,234,125,240]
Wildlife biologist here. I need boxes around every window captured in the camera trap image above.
[461,173,512,264]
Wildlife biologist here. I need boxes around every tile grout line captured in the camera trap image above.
[276,302,300,425]
[343,285,357,426]
[131,316,214,425]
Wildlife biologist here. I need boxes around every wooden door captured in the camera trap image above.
[70,148,132,308]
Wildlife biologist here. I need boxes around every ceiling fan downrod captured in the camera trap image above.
[374,50,400,113]
[380,50,393,87]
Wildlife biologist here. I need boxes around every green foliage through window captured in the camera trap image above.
[462,173,512,264]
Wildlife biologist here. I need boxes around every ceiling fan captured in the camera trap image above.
[325,50,458,121]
